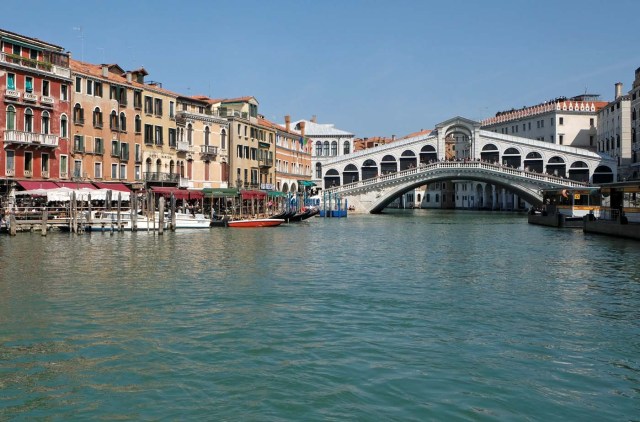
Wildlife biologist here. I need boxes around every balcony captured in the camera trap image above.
[24,170,32,178]
[24,92,38,102]
[143,172,180,183]
[60,171,68,179]
[258,157,273,168]
[42,170,49,179]
[5,89,20,99]
[177,141,191,152]
[200,145,218,157]
[120,151,130,161]
[0,52,71,79]
[4,130,59,148]
[6,168,15,177]
[41,96,54,105]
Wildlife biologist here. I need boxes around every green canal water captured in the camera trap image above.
[1,210,639,420]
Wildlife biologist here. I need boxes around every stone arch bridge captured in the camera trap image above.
[318,117,617,213]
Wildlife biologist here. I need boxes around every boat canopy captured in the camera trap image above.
[240,190,267,200]
[151,186,204,200]
[202,188,239,198]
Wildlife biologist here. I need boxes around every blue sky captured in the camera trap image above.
[4,0,639,137]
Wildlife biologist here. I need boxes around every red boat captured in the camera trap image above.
[227,218,285,228]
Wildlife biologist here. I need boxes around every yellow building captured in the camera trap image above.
[176,95,229,189]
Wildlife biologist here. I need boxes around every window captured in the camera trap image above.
[323,141,329,156]
[187,123,193,144]
[41,111,50,134]
[343,140,350,154]
[135,115,141,133]
[154,98,163,116]
[6,106,16,131]
[12,44,21,57]
[144,96,153,114]
[73,103,84,124]
[94,82,102,97]
[60,115,68,138]
[119,112,126,132]
[237,145,243,158]
[559,117,564,125]
[135,164,141,180]
[331,141,337,156]
[87,79,93,95]
[168,128,176,147]
[25,77,33,93]
[316,141,322,156]
[155,126,163,145]
[120,164,126,180]
[93,107,103,128]
[111,163,118,179]
[75,76,82,93]
[204,126,210,145]
[111,140,120,157]
[42,80,50,96]
[25,152,33,174]
[110,110,118,130]
[6,150,15,173]
[590,118,594,126]
[30,49,37,61]
[24,108,34,132]
[169,101,174,118]
[221,129,226,149]
[7,73,16,90]
[74,135,85,152]
[73,160,82,178]
[94,162,102,179]
[94,137,103,154]
[60,155,68,177]
[135,144,141,162]
[144,124,153,144]
[61,85,68,101]
[550,118,554,126]
[134,91,142,109]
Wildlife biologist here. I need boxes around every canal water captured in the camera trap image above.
[1,210,639,420]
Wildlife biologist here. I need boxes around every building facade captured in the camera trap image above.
[596,83,632,181]
[270,115,312,193]
[1,29,71,194]
[632,67,640,179]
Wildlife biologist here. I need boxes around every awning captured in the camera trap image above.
[268,191,286,197]
[16,180,59,190]
[151,186,204,200]
[202,188,239,198]
[93,182,132,193]
[240,190,267,200]
[57,181,96,190]
[298,180,316,187]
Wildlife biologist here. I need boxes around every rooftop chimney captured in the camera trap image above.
[615,82,623,99]
[299,121,306,138]
[126,72,132,83]
[311,115,317,123]
[102,65,108,77]
[285,115,291,132]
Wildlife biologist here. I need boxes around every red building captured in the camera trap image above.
[0,29,71,194]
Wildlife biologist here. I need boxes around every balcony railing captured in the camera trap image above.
[6,168,15,177]
[5,89,20,99]
[200,145,218,155]
[24,92,38,101]
[0,52,71,78]
[60,171,68,179]
[177,141,191,152]
[258,158,273,168]
[143,172,180,183]
[41,96,54,105]
[42,170,49,179]
[24,170,32,178]
[4,130,59,147]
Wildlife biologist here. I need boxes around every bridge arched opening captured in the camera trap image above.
[381,155,397,175]
[343,164,359,184]
[568,161,589,182]
[592,165,614,184]
[324,169,341,188]
[546,156,566,177]
[503,147,521,168]
[362,159,378,180]
[524,151,543,173]
[400,150,417,170]
[420,145,437,164]
[481,144,499,163]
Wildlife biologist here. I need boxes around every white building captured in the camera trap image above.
[629,68,640,179]
[597,83,632,180]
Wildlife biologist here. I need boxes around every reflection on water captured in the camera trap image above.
[1,210,639,420]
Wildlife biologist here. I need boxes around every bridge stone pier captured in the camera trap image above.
[318,117,617,213]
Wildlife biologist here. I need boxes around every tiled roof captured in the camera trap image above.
[288,120,354,137]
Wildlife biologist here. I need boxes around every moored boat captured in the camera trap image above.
[227,218,284,228]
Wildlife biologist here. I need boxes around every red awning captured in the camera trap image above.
[241,190,267,200]
[93,182,131,192]
[151,187,204,200]
[57,181,96,189]
[16,180,59,190]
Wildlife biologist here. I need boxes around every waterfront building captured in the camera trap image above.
[0,29,71,195]
[204,97,275,190]
[286,117,354,187]
[69,60,142,184]
[481,95,607,149]
[266,115,312,194]
[632,67,640,179]
[597,83,632,181]
[175,95,229,189]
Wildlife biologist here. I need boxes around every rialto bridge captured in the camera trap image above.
[318,117,617,213]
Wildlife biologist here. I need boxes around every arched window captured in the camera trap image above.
[73,103,84,124]
[119,112,126,132]
[315,141,322,156]
[315,162,322,178]
[343,140,350,154]
[60,115,68,138]
[323,141,330,156]
[110,110,118,130]
[145,158,152,175]
[6,105,16,131]
[93,107,102,128]
[331,141,338,156]
[156,159,162,174]
[169,160,175,175]
[187,123,193,144]
[204,126,210,145]
[41,111,50,134]
[24,108,34,132]
[221,128,226,149]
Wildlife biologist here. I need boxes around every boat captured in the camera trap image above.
[66,211,168,232]
[227,218,284,228]
[210,215,231,227]
[169,212,211,229]
[528,188,601,228]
